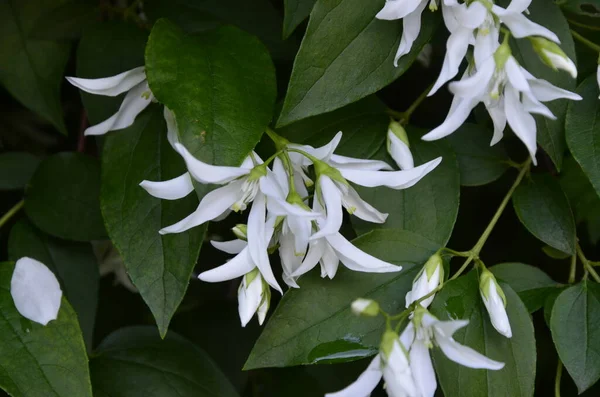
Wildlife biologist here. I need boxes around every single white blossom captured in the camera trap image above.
[479,269,512,338]
[66,66,153,136]
[11,257,62,326]
[405,253,444,308]
[238,268,271,327]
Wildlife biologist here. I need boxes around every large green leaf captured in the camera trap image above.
[29,1,98,41]
[352,128,460,246]
[551,281,600,393]
[491,262,561,313]
[276,0,437,126]
[145,20,277,167]
[8,219,99,351]
[244,229,439,369]
[282,0,316,39]
[90,326,239,397]
[566,74,600,198]
[0,152,41,190]
[25,152,106,242]
[446,123,509,187]
[101,106,204,337]
[0,0,70,134]
[0,262,92,397]
[512,173,576,255]
[511,0,577,170]
[431,272,536,397]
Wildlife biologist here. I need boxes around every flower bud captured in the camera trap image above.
[380,330,419,397]
[479,269,512,338]
[351,298,380,317]
[232,224,248,241]
[405,253,443,308]
[387,122,414,170]
[238,269,270,327]
[529,37,577,78]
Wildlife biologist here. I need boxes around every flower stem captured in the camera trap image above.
[0,200,24,229]
[568,18,600,32]
[265,127,290,150]
[555,360,563,397]
[387,81,435,125]
[569,254,577,284]
[576,243,600,283]
[570,30,600,53]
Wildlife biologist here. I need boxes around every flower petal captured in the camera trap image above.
[289,132,343,166]
[326,233,401,273]
[325,355,383,397]
[174,143,250,184]
[429,27,473,96]
[291,238,325,278]
[311,176,343,240]
[330,155,393,171]
[272,157,289,195]
[343,185,388,224]
[238,273,263,327]
[394,1,428,65]
[484,98,507,145]
[11,257,62,325]
[449,57,495,99]
[210,239,247,255]
[140,173,194,200]
[410,340,437,397]
[436,335,505,370]
[387,130,414,170]
[422,96,479,141]
[481,284,513,338]
[504,86,538,164]
[199,247,255,282]
[164,107,180,149]
[66,66,146,96]
[493,6,560,43]
[339,157,442,189]
[376,0,423,20]
[528,78,583,102]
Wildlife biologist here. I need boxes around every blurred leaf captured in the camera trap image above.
[542,245,571,259]
[431,272,536,397]
[145,20,276,168]
[446,123,509,186]
[90,326,238,397]
[551,281,600,393]
[566,74,600,198]
[0,262,92,397]
[101,106,204,337]
[0,0,71,134]
[25,152,106,241]
[512,0,577,170]
[29,1,98,41]
[244,230,439,369]
[513,173,576,255]
[282,0,316,39]
[491,262,561,312]
[559,0,600,17]
[8,219,99,350]
[276,0,437,126]
[0,152,41,190]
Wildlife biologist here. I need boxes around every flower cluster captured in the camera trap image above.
[377,0,582,164]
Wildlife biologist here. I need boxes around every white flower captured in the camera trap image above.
[479,269,512,338]
[351,298,380,317]
[400,309,505,397]
[66,67,153,136]
[405,253,443,308]
[326,330,418,397]
[238,268,271,327]
[10,257,62,326]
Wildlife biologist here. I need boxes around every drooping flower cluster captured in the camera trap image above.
[377,0,582,164]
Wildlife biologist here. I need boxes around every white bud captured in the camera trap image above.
[479,269,512,338]
[405,253,443,308]
[351,298,380,317]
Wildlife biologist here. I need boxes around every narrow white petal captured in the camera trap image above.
[422,96,478,141]
[528,78,583,102]
[140,173,194,200]
[279,232,302,288]
[66,66,146,96]
[504,86,538,164]
[505,58,531,94]
[522,93,556,119]
[174,143,250,184]
[325,356,383,397]
[410,341,437,397]
[388,131,414,170]
[449,58,495,99]
[494,7,560,43]
[326,233,401,273]
[84,82,152,136]
[210,239,247,255]
[311,176,343,240]
[331,155,393,171]
[287,216,312,254]
[394,2,427,66]
[399,323,415,350]
[474,27,500,66]
[343,185,388,224]
[506,0,532,14]
[291,239,325,278]
[164,107,180,149]
[288,132,343,166]
[11,258,62,325]
[484,98,507,145]
[376,0,422,20]
[199,247,254,282]
[436,336,505,370]
[272,157,289,195]
[432,319,469,338]
[321,242,340,278]
[259,171,287,201]
[429,27,472,96]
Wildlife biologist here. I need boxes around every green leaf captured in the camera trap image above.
[544,286,566,327]
[145,20,277,167]
[276,0,437,126]
[551,281,600,393]
[244,229,439,369]
[352,128,460,246]
[542,245,571,259]
[101,106,204,337]
[511,0,577,170]
[512,173,576,255]
[431,271,536,397]
[8,219,99,351]
[76,21,148,125]
[566,74,600,198]
[446,123,509,186]
[559,0,600,17]
[91,326,239,397]
[491,262,561,313]
[0,152,41,190]
[29,2,98,41]
[0,0,70,134]
[25,152,106,242]
[283,0,316,39]
[0,261,93,397]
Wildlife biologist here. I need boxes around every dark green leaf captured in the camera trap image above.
[446,123,509,186]
[0,0,70,134]
[0,152,41,190]
[244,229,439,369]
[8,219,99,351]
[551,281,600,393]
[544,286,566,327]
[511,0,577,170]
[25,152,106,241]
[512,173,576,255]
[559,0,600,17]
[491,262,561,313]
[91,326,238,397]
[276,0,437,126]
[542,245,571,259]
[353,128,460,246]
[283,0,316,39]
[101,106,204,337]
[29,2,98,41]
[145,20,277,167]
[0,262,92,397]
[431,272,536,397]
[76,21,148,125]
[566,74,600,198]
